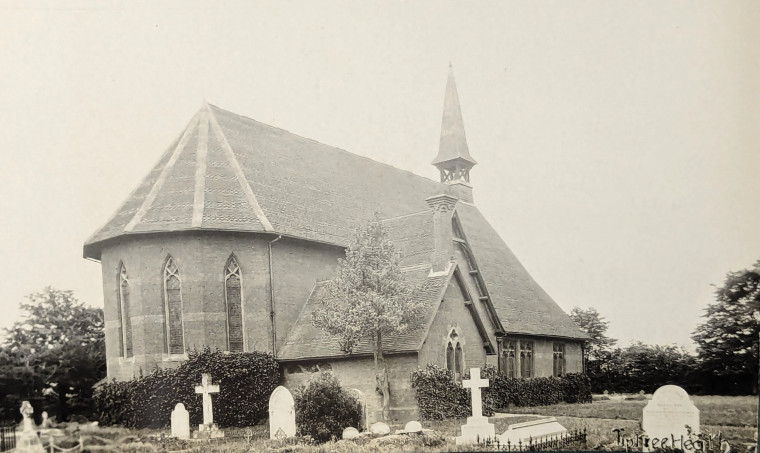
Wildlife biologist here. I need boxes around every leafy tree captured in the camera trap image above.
[693,260,760,394]
[570,307,617,362]
[311,216,425,420]
[1,287,105,421]
[294,372,361,443]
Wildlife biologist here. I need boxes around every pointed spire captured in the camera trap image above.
[432,65,477,166]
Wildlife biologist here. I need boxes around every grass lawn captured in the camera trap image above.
[504,395,758,427]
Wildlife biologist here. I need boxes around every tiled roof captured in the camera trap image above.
[277,264,454,361]
[84,102,586,343]
[455,203,588,340]
[83,103,443,258]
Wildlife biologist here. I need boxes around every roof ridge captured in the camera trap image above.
[207,103,445,188]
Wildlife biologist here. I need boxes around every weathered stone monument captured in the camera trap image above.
[455,367,495,445]
[370,421,390,435]
[348,388,368,431]
[342,427,360,440]
[268,386,296,439]
[404,420,423,434]
[17,401,44,453]
[194,373,224,438]
[171,403,190,439]
[643,385,700,443]
[499,417,568,445]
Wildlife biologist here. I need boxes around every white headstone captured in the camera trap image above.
[404,420,422,433]
[499,417,567,445]
[455,367,496,445]
[171,403,190,439]
[268,386,296,439]
[348,388,368,431]
[194,373,220,428]
[370,421,391,435]
[342,427,360,440]
[643,385,699,444]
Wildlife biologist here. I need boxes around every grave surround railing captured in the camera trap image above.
[476,428,587,451]
[0,425,16,452]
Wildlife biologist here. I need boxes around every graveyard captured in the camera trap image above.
[4,364,757,453]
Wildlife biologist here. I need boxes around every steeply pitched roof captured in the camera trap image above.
[431,66,477,166]
[277,264,454,361]
[455,203,588,340]
[83,103,444,259]
[84,102,586,342]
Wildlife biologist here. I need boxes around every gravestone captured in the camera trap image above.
[342,427,360,440]
[455,367,496,445]
[370,421,390,435]
[348,388,368,431]
[643,385,699,443]
[499,417,567,445]
[17,401,44,453]
[193,374,223,438]
[171,403,190,439]
[268,386,296,439]
[404,420,422,433]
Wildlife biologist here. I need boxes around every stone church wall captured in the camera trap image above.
[100,231,342,381]
[281,353,420,424]
[418,277,490,370]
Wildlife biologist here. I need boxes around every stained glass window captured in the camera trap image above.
[225,255,244,353]
[164,256,184,355]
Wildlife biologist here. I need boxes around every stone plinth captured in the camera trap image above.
[499,417,567,444]
[456,416,495,445]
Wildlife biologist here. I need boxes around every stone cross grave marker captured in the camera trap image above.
[269,386,296,439]
[643,385,699,445]
[17,401,44,453]
[455,367,495,445]
[194,373,220,428]
[171,403,190,439]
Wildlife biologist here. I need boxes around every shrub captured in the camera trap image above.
[93,348,279,429]
[293,372,361,443]
[410,365,470,420]
[411,365,591,418]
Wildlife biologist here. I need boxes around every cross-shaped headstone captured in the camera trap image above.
[462,367,489,419]
[194,373,220,426]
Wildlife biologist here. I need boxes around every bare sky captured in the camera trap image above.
[0,0,758,350]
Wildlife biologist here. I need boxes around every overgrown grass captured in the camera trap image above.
[505,395,758,427]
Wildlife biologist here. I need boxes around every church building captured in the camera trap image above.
[84,68,588,423]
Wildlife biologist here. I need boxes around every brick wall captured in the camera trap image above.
[418,278,488,370]
[100,231,342,381]
[281,354,420,425]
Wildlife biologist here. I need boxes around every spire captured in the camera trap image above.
[432,65,477,184]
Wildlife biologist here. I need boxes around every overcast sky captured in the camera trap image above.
[0,0,758,350]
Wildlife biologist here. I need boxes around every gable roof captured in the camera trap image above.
[84,102,587,342]
[277,263,454,361]
[455,203,588,340]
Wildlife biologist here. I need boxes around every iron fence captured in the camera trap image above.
[477,428,587,451]
[0,425,15,452]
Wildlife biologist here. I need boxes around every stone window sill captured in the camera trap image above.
[163,354,189,362]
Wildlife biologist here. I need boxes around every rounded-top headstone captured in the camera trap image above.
[342,427,360,440]
[404,421,422,433]
[643,385,699,442]
[370,422,391,435]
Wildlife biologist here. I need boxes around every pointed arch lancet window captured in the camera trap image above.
[118,263,133,358]
[163,256,185,355]
[225,254,244,353]
[446,328,464,382]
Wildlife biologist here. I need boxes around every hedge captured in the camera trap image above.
[293,372,361,443]
[93,348,279,429]
[411,365,591,420]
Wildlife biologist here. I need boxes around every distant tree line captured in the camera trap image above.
[0,287,106,423]
[572,259,760,395]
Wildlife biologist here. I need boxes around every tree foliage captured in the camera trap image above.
[311,216,425,419]
[312,216,425,357]
[570,307,617,362]
[693,260,760,394]
[0,287,105,422]
[293,372,361,443]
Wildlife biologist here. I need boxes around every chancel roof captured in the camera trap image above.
[84,102,587,342]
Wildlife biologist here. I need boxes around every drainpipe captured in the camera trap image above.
[268,235,282,357]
